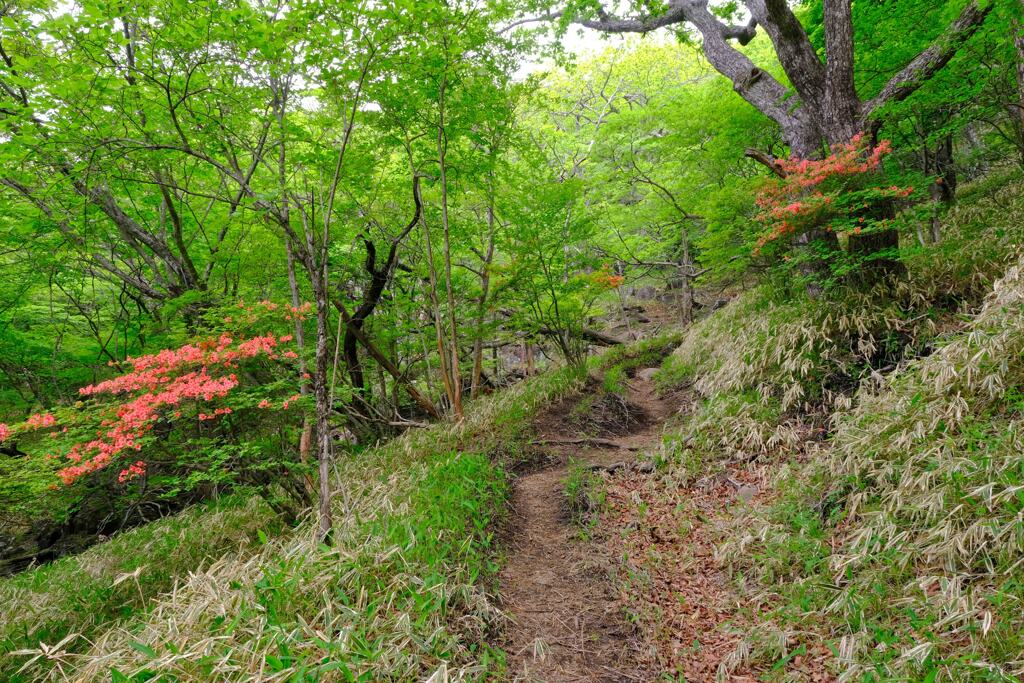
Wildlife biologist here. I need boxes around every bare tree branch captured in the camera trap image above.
[744,147,787,177]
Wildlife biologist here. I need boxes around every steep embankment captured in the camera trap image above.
[581,173,1024,681]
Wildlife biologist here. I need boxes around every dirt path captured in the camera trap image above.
[499,375,675,682]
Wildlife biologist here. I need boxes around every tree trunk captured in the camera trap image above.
[436,77,463,419]
[844,182,905,284]
[792,226,841,297]
[471,196,497,399]
[964,123,990,175]
[420,209,455,412]
[927,131,956,243]
[343,178,421,396]
[934,133,957,200]
[286,238,316,502]
[679,228,694,325]
[330,295,440,419]
[312,277,333,543]
[793,120,908,288]
[847,225,902,284]
[616,285,634,340]
[343,328,364,394]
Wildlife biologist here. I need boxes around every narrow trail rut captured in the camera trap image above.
[499,376,676,682]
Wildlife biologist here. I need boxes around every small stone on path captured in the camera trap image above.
[637,367,658,381]
[736,484,759,503]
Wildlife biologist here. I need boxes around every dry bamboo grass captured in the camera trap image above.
[722,256,1024,680]
[0,496,279,680]
[9,367,584,682]
[665,176,1024,680]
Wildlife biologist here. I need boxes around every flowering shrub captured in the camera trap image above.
[591,264,626,290]
[753,134,915,275]
[0,299,314,516]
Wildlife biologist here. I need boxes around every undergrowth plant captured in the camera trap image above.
[753,134,916,288]
[3,363,586,682]
[564,459,604,536]
[0,496,280,681]
[0,299,316,531]
[650,173,1024,680]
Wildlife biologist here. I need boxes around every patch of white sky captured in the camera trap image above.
[513,25,632,80]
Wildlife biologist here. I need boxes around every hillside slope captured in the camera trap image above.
[2,366,585,682]
[5,174,1023,683]
[588,173,1024,680]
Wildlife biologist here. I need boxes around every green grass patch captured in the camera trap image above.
[564,459,604,536]
[593,330,684,375]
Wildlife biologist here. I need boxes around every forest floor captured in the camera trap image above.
[498,373,674,682]
[498,365,796,682]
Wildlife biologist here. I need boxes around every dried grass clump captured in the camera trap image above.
[10,367,584,682]
[660,285,940,420]
[0,496,279,681]
[667,391,803,468]
[661,175,1024,420]
[65,454,500,682]
[570,388,646,437]
[724,256,1024,681]
[655,285,936,486]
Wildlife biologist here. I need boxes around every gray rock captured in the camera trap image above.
[637,367,659,381]
[736,484,759,503]
[635,286,658,300]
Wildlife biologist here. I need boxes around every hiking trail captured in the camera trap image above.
[499,373,675,682]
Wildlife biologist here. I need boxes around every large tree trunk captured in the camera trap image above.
[793,226,841,296]
[847,223,902,284]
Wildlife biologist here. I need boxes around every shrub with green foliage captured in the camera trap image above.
[752,134,915,285]
[0,298,316,572]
